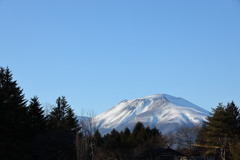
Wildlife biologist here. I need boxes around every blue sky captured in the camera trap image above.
[0,0,240,115]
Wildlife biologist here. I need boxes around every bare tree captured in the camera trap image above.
[163,134,177,148]
[175,125,201,149]
[75,109,98,160]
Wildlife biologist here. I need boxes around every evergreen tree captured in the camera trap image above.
[105,129,121,149]
[149,127,165,148]
[65,107,79,134]
[131,122,146,146]
[48,96,70,129]
[226,102,240,160]
[205,104,230,159]
[225,102,239,140]
[38,96,78,160]
[94,129,103,147]
[120,127,132,157]
[48,96,79,135]
[132,122,145,136]
[121,127,131,146]
[27,96,47,134]
[101,123,166,159]
[150,127,160,137]
[0,67,29,159]
[123,127,131,137]
[197,102,240,160]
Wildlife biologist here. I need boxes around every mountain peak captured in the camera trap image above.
[141,94,181,101]
[142,94,168,99]
[95,94,209,135]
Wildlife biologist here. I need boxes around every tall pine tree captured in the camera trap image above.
[0,67,29,159]
[65,107,79,134]
[34,97,79,160]
[27,96,47,134]
[48,96,69,129]
[197,102,240,160]
[48,96,79,133]
[94,129,103,147]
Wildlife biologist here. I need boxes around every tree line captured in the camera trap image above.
[92,122,166,159]
[0,66,240,160]
[0,67,166,160]
[0,67,79,160]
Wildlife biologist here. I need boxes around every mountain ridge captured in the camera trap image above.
[94,94,209,135]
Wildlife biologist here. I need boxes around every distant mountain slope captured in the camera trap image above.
[94,94,209,135]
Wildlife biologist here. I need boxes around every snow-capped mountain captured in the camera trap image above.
[94,94,209,135]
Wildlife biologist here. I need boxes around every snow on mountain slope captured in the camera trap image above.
[94,94,209,135]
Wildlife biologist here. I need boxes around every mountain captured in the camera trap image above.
[94,94,209,135]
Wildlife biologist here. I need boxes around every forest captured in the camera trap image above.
[0,66,239,160]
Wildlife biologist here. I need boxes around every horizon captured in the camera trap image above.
[1,0,240,115]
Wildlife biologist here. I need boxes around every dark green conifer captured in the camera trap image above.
[0,67,29,159]
[197,102,240,160]
[225,102,239,139]
[150,127,160,137]
[48,96,69,129]
[48,96,79,135]
[65,107,79,134]
[131,122,146,146]
[28,96,46,134]
[132,122,145,137]
[106,129,121,149]
[122,127,131,142]
[121,127,131,149]
[94,129,103,146]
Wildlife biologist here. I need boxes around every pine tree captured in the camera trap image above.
[48,96,79,134]
[132,122,145,136]
[150,127,160,137]
[197,102,240,160]
[225,102,239,140]
[131,122,146,146]
[48,96,69,129]
[94,129,103,147]
[121,127,131,146]
[205,104,230,159]
[106,129,121,149]
[0,67,29,159]
[226,102,240,160]
[65,107,79,134]
[27,96,47,134]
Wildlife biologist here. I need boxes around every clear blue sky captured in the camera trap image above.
[0,0,240,115]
